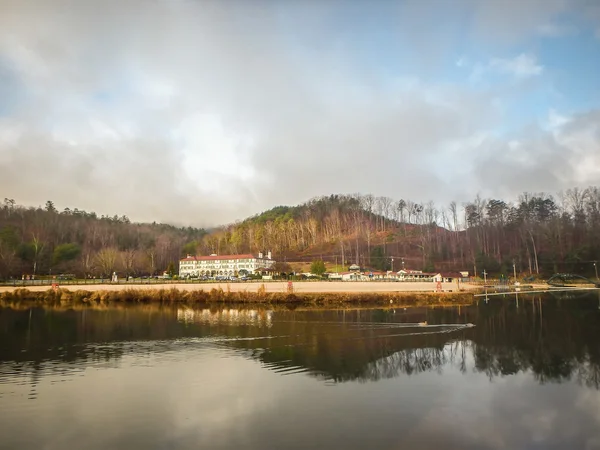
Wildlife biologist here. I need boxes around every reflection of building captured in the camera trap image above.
[177,308,273,328]
[179,252,275,277]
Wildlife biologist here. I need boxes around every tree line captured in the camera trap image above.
[2,186,599,279]
[0,199,206,279]
[197,188,600,277]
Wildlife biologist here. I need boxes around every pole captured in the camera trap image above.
[513,262,517,282]
[594,262,598,280]
[483,270,487,285]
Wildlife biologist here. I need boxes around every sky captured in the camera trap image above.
[0,0,599,226]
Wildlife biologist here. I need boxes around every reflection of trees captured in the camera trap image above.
[223,308,474,383]
[223,297,600,387]
[2,295,600,387]
[469,294,600,388]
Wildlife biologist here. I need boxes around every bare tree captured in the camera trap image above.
[95,247,118,277]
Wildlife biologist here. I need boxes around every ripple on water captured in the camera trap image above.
[0,336,259,391]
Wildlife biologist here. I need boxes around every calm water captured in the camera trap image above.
[2,292,600,450]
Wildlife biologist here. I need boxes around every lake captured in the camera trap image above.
[1,292,600,449]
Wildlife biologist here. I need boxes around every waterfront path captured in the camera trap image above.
[0,281,477,294]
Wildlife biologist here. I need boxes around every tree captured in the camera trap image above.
[310,259,326,277]
[423,260,435,273]
[273,261,292,274]
[0,226,19,277]
[80,249,94,278]
[45,200,57,213]
[95,248,118,277]
[30,234,45,276]
[120,249,137,276]
[166,262,175,277]
[181,241,198,256]
[53,243,81,265]
[370,246,391,271]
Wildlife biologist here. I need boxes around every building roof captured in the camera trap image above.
[440,272,463,278]
[180,254,257,262]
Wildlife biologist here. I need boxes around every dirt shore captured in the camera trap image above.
[0,280,473,294]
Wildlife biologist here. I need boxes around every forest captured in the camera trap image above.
[1,186,599,279]
[0,199,207,279]
[198,187,600,277]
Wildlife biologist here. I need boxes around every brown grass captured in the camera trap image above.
[0,286,474,309]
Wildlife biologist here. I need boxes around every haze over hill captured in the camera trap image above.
[1,1,600,226]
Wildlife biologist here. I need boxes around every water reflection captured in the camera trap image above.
[177,307,274,328]
[1,295,600,387]
[2,295,600,449]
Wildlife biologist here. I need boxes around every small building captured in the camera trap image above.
[368,271,389,280]
[438,272,464,282]
[340,271,368,281]
[397,269,425,281]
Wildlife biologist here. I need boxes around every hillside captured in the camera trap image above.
[196,189,600,277]
[2,187,599,279]
[0,199,206,279]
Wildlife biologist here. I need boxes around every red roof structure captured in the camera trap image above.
[180,254,257,262]
[440,272,463,278]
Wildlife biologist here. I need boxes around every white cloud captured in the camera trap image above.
[536,23,574,37]
[469,109,600,199]
[490,54,544,78]
[467,54,544,82]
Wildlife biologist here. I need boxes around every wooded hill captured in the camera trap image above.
[0,199,207,279]
[198,189,600,277]
[1,187,599,279]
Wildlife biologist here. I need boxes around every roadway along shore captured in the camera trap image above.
[0,281,478,294]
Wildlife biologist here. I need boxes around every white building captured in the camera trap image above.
[397,269,423,281]
[339,271,369,281]
[179,252,275,277]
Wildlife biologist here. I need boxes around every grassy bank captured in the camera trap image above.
[0,286,475,308]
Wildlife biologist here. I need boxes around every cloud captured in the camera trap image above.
[465,0,573,44]
[467,54,544,82]
[0,0,597,226]
[469,109,600,200]
[536,23,574,37]
[489,54,544,78]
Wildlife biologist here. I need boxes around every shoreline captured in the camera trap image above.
[0,283,477,308]
[0,281,556,308]
[0,280,479,294]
